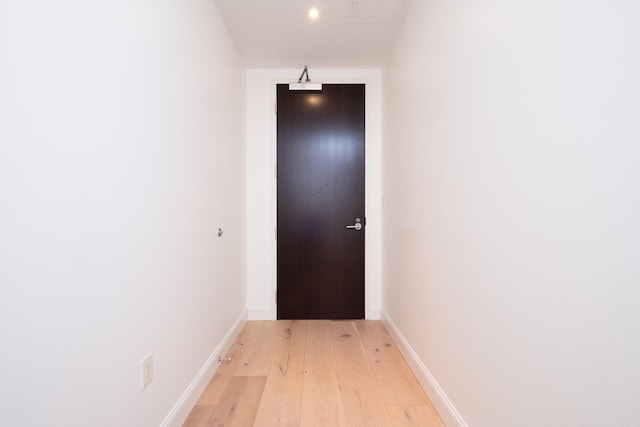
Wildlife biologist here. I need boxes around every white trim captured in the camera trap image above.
[248,309,273,320]
[159,310,248,427]
[381,310,468,427]
[366,309,381,320]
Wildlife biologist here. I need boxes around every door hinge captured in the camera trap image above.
[274,100,277,115]
[275,227,277,240]
[275,163,278,178]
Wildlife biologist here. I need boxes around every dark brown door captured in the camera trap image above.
[277,84,365,319]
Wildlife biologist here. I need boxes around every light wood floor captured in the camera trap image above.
[183,320,444,427]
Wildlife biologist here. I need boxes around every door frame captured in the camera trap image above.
[245,69,382,320]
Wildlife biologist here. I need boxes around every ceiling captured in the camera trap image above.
[214,0,411,68]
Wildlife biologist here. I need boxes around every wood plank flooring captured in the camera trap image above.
[183,320,444,427]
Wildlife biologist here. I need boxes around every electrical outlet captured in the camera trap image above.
[141,353,153,390]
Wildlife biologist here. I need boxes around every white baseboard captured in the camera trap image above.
[248,309,274,320]
[366,309,381,320]
[381,310,467,427]
[159,310,247,427]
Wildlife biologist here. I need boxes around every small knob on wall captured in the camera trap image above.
[217,228,224,237]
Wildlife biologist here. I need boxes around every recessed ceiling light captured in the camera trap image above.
[308,8,319,19]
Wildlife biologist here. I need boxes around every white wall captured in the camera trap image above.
[0,1,246,426]
[383,0,640,426]
[246,69,382,320]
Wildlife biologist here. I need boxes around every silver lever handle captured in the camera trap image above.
[345,218,363,231]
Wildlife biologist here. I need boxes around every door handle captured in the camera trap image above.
[345,218,363,231]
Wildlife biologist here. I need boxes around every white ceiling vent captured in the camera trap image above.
[345,0,407,23]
